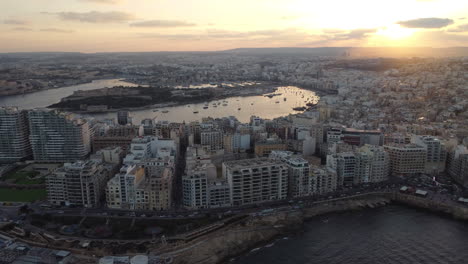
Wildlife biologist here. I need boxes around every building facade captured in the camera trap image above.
[0,107,32,163]
[270,151,313,197]
[47,160,109,208]
[223,158,288,206]
[384,144,426,175]
[28,109,91,162]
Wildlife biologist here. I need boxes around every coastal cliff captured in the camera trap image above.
[165,211,303,264]
[164,193,468,264]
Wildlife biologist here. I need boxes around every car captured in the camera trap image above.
[57,210,64,214]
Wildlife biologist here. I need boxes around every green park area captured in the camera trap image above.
[3,170,44,185]
[0,188,47,202]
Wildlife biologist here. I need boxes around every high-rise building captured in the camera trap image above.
[106,164,145,209]
[0,107,32,164]
[411,135,447,174]
[270,151,313,197]
[201,128,224,151]
[312,166,337,195]
[117,111,130,125]
[223,158,288,206]
[137,166,173,211]
[46,160,109,207]
[327,145,390,185]
[384,144,426,176]
[28,109,91,162]
[447,145,468,188]
[334,152,357,186]
[355,145,390,184]
[182,163,211,209]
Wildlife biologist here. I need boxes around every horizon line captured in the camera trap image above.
[1,46,468,55]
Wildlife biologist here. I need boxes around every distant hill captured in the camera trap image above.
[1,47,468,58]
[221,47,351,57]
[221,47,468,58]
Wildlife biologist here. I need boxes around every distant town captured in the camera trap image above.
[1,50,468,264]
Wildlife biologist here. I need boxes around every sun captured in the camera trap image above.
[378,24,415,40]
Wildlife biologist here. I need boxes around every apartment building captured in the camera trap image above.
[0,107,31,163]
[223,158,288,206]
[47,160,109,207]
[384,144,426,175]
[28,109,91,162]
[270,151,313,197]
[411,135,447,174]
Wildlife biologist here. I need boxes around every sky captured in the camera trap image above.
[1,0,468,52]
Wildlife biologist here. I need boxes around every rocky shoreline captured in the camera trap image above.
[163,192,468,264]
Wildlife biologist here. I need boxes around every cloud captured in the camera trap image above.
[48,11,134,23]
[11,27,33,31]
[398,17,454,28]
[130,20,196,28]
[447,24,468,32]
[325,28,378,40]
[4,19,29,25]
[40,28,74,33]
[78,0,120,4]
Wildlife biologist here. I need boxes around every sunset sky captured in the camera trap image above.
[1,0,468,52]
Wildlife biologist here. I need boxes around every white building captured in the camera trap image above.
[106,164,145,209]
[47,160,109,208]
[355,145,390,184]
[201,129,224,151]
[411,135,447,174]
[312,166,338,195]
[270,151,313,197]
[223,158,288,206]
[28,109,91,162]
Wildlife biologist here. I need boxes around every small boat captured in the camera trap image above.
[203,106,208,109]
[193,111,199,114]
[275,101,279,104]
[250,248,260,253]
[293,106,306,111]
[265,243,275,248]
[162,110,169,113]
